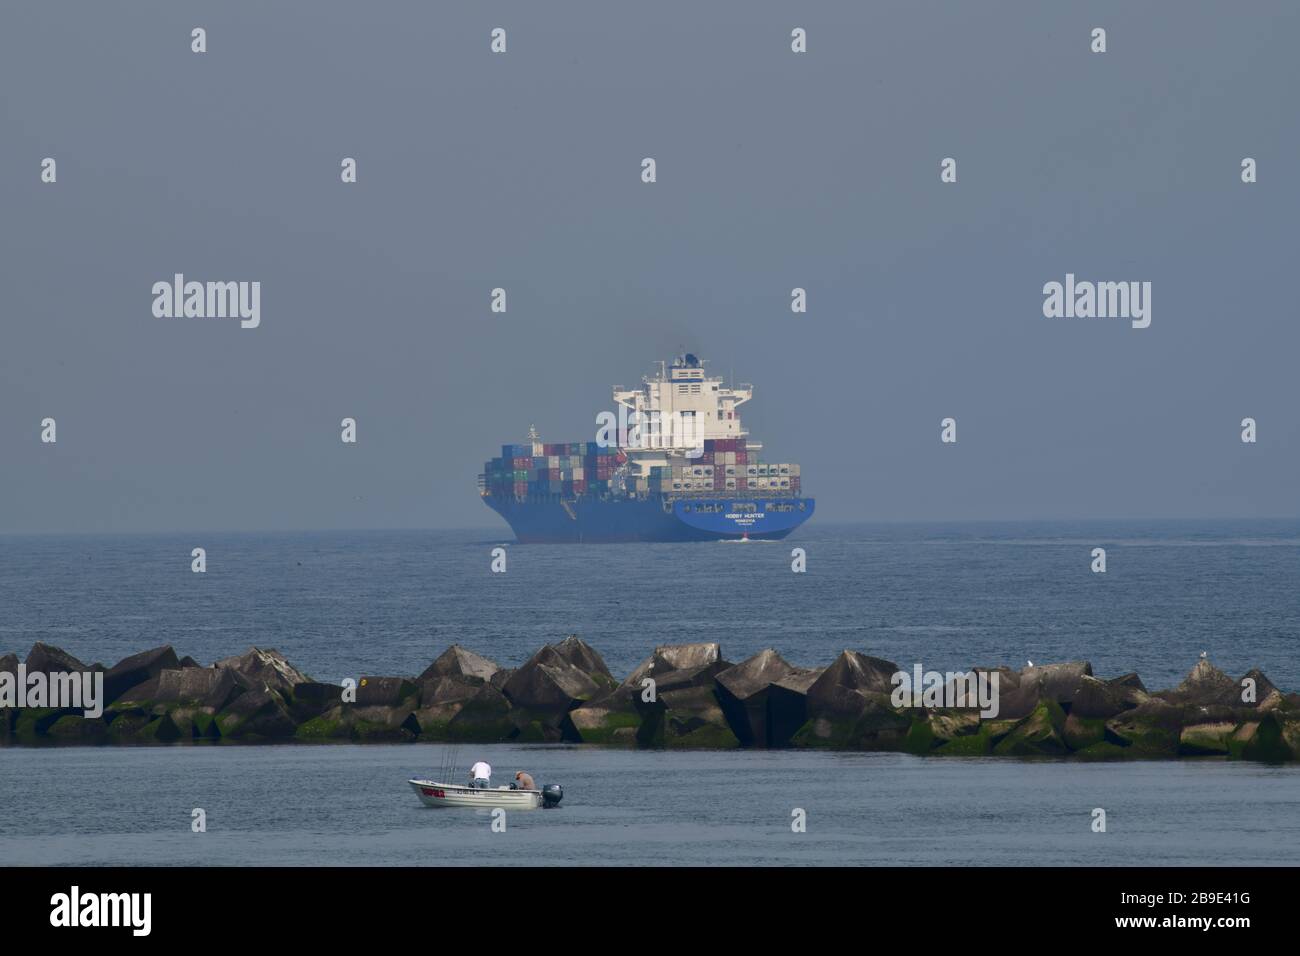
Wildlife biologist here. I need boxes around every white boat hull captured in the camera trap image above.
[408,779,542,809]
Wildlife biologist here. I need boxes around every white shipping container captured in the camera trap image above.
[791,464,801,477]
[746,465,758,477]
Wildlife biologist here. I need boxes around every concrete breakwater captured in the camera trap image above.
[2,638,1297,761]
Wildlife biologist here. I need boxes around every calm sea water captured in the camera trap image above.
[0,520,1296,688]
[2,521,1297,866]
[0,744,1297,866]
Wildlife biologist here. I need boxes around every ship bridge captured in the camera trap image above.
[612,354,753,455]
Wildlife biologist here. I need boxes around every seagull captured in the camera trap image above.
[1200,651,1208,660]
[1026,660,1034,667]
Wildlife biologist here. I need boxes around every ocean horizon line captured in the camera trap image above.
[2,515,1299,539]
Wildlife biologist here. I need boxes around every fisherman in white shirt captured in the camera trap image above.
[468,760,492,789]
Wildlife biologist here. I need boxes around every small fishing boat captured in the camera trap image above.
[407,779,563,810]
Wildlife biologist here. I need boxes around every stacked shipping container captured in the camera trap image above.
[482,437,801,500]
[483,441,622,500]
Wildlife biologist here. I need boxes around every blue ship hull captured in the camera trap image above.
[483,495,815,543]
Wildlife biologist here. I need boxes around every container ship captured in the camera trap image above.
[479,355,815,542]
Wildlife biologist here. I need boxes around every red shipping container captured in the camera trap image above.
[513,482,527,496]
[735,451,747,464]
[573,479,587,493]
[736,478,747,490]
[549,468,560,480]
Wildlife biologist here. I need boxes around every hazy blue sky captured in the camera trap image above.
[2,1,1296,532]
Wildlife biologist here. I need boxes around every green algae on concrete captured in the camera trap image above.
[993,699,1068,757]
[1237,713,1293,763]
[1063,714,1106,751]
[46,714,108,745]
[1073,741,1133,761]
[935,726,992,755]
[902,717,936,754]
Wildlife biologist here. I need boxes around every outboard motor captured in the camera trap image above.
[541,784,564,808]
